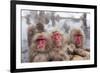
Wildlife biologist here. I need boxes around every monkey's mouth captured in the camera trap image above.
[36,39,47,49]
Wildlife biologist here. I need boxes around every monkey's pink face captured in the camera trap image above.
[36,35,47,49]
[74,34,83,47]
[52,32,63,47]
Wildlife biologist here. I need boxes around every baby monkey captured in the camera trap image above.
[68,28,90,60]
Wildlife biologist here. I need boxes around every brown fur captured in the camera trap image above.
[72,55,84,60]
[49,31,70,61]
[66,28,90,60]
[29,32,51,62]
[64,44,76,60]
[74,48,90,60]
[27,23,45,46]
[36,23,45,33]
[69,28,85,48]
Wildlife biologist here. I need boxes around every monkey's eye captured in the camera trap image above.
[54,32,61,36]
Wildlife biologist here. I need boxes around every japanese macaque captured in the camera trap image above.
[68,28,90,60]
[69,28,85,48]
[27,23,45,46]
[29,32,51,62]
[49,30,70,61]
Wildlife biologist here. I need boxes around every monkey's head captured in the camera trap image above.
[69,28,85,48]
[36,23,45,33]
[31,32,50,52]
[51,31,63,48]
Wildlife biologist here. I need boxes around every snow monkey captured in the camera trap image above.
[29,32,51,62]
[27,23,45,46]
[48,30,70,61]
[69,28,85,48]
[69,28,90,60]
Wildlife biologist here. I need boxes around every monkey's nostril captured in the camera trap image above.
[48,58,53,61]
